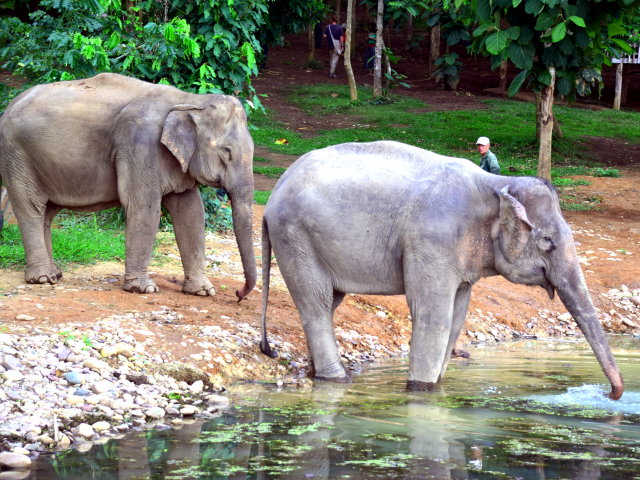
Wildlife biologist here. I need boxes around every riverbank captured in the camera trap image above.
[1,181,639,472]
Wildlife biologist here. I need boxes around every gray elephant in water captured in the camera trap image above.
[0,73,256,299]
[260,141,623,399]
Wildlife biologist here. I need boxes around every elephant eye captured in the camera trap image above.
[220,146,232,163]
[543,236,555,253]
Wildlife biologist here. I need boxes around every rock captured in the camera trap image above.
[91,380,114,394]
[1,354,21,371]
[64,371,84,385]
[66,395,84,406]
[100,343,135,358]
[180,405,197,416]
[206,394,229,406]
[475,332,487,342]
[149,362,211,386]
[145,407,165,420]
[621,318,637,328]
[189,380,204,394]
[15,314,35,322]
[83,357,109,371]
[630,296,640,307]
[74,423,95,439]
[57,435,72,449]
[557,312,573,322]
[0,451,32,469]
[2,370,24,383]
[92,421,111,433]
[0,470,32,480]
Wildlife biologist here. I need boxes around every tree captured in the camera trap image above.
[0,0,269,108]
[471,0,640,179]
[373,0,385,97]
[345,0,358,101]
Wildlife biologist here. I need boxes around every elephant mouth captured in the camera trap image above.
[541,267,556,300]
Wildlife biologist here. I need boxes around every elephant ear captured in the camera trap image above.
[161,104,203,173]
[496,185,534,263]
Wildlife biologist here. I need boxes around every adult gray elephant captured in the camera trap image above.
[260,141,623,400]
[0,73,256,299]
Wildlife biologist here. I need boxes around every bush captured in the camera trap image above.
[0,0,267,110]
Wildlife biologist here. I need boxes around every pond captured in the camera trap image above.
[35,337,640,479]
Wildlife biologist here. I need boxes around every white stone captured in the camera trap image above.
[66,395,84,406]
[3,370,24,383]
[180,405,197,416]
[73,423,95,439]
[557,312,573,322]
[145,407,165,419]
[92,421,111,433]
[15,314,35,322]
[189,380,204,394]
[0,451,32,469]
[91,380,114,394]
[83,357,109,371]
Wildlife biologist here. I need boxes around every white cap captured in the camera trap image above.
[476,136,490,145]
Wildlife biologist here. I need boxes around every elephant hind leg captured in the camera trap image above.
[283,259,349,382]
[8,184,59,284]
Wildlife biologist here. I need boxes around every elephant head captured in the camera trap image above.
[492,180,623,400]
[161,97,257,300]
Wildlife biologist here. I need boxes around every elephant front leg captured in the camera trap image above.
[405,284,457,392]
[439,283,473,379]
[162,190,215,296]
[122,196,162,294]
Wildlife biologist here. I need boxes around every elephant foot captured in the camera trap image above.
[123,276,159,294]
[314,374,352,384]
[406,380,437,392]
[182,277,215,296]
[451,348,470,359]
[25,267,61,285]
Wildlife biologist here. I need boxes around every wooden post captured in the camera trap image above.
[613,62,623,110]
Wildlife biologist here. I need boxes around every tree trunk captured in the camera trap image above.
[407,14,414,49]
[308,24,315,63]
[498,60,508,91]
[345,0,357,101]
[613,62,623,110]
[429,24,441,76]
[373,0,384,97]
[335,0,342,21]
[537,67,555,181]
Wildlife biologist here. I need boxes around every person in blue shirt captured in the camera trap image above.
[323,17,345,78]
[476,136,500,174]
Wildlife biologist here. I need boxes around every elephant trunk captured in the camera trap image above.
[228,185,257,301]
[554,266,623,400]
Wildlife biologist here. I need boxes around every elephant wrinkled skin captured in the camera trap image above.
[0,73,256,299]
[260,141,623,400]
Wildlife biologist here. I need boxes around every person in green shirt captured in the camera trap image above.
[476,136,500,174]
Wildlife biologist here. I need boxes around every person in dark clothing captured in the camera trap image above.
[364,22,376,75]
[323,17,345,78]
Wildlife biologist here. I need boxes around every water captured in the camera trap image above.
[35,337,640,479]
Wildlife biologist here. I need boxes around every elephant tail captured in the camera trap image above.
[260,217,278,358]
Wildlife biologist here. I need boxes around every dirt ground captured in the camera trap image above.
[0,34,639,386]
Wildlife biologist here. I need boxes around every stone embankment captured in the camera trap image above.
[0,286,638,474]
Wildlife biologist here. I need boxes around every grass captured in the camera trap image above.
[0,218,125,269]
[254,191,271,206]
[253,166,287,179]
[251,84,640,171]
[250,83,639,212]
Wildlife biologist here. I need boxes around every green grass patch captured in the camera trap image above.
[552,178,591,187]
[253,166,287,179]
[254,191,271,205]
[254,156,271,163]
[0,220,125,269]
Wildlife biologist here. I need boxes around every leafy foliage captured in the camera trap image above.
[0,0,267,108]
[470,0,640,101]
